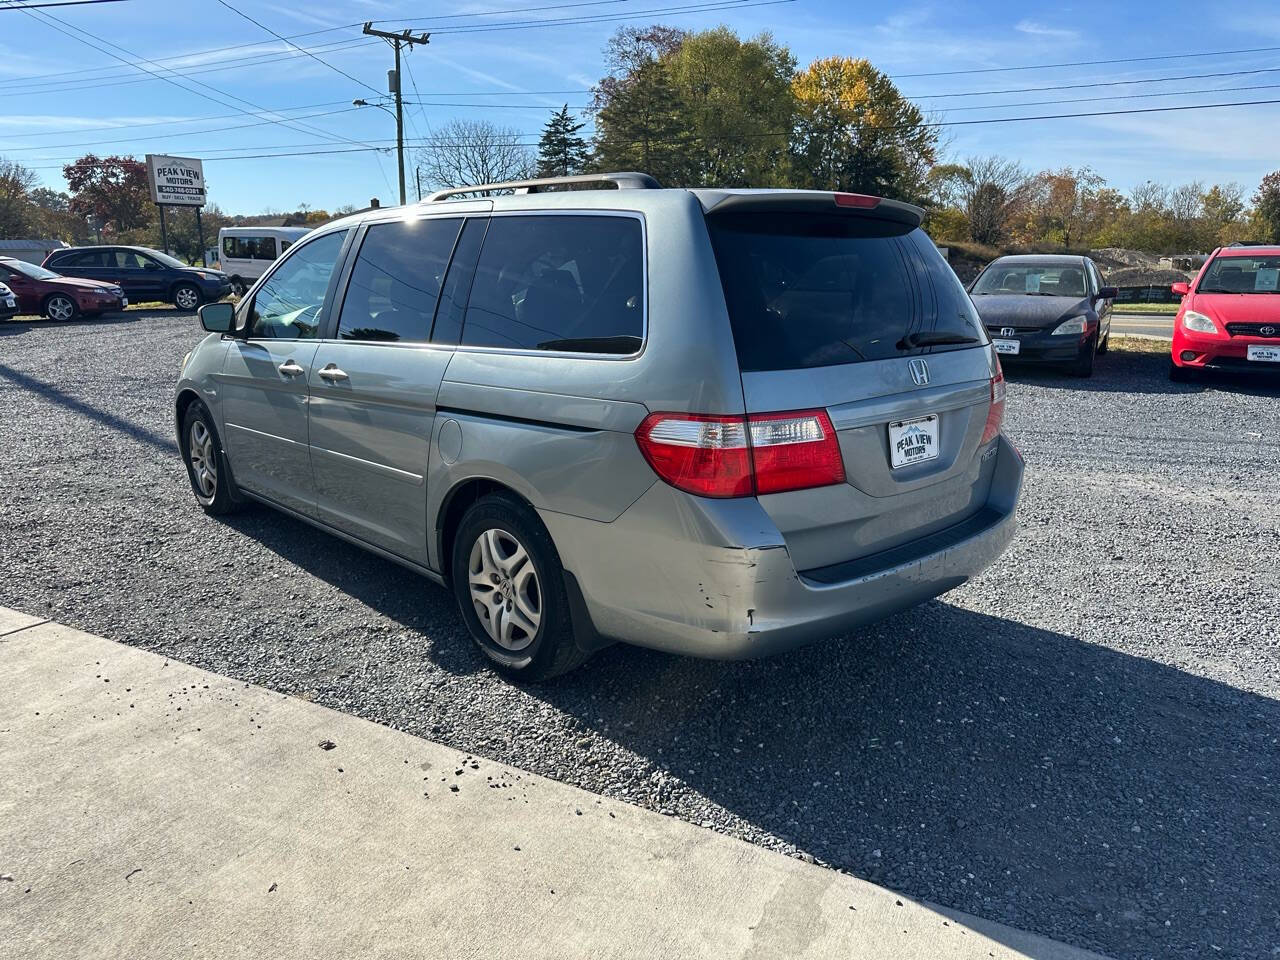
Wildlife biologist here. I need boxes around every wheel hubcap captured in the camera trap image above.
[177,288,198,309]
[467,528,540,652]
[49,298,72,320]
[188,420,217,504]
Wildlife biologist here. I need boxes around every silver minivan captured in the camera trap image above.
[176,173,1023,679]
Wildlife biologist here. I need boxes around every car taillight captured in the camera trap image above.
[980,365,1006,445]
[635,409,844,499]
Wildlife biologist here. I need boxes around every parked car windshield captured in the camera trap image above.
[1197,255,1280,293]
[6,260,60,280]
[708,213,984,371]
[972,262,1088,298]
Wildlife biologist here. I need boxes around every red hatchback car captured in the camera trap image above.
[1170,245,1280,380]
[0,256,127,321]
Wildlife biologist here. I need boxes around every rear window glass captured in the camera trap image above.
[708,214,983,371]
[337,217,462,343]
[461,215,644,354]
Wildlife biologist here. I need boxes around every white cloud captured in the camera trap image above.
[1014,20,1081,41]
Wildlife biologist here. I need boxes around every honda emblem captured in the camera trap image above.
[908,358,930,385]
[1000,327,1016,337]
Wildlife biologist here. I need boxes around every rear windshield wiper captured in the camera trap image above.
[898,331,981,350]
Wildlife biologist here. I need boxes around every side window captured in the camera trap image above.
[461,215,644,354]
[115,251,148,269]
[246,230,348,340]
[64,251,106,268]
[222,237,235,258]
[336,217,461,342]
[281,240,293,253]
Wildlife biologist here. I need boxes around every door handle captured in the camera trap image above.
[318,364,349,382]
[277,360,304,376]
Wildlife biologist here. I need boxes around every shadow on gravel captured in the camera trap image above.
[1006,347,1280,399]
[523,603,1276,960]
[0,363,176,454]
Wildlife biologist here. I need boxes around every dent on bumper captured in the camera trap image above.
[541,435,1025,660]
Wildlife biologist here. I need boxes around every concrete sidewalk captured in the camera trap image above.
[0,607,1107,960]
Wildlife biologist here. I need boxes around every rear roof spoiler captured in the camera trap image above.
[692,189,924,228]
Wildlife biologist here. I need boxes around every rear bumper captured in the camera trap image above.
[542,434,1024,660]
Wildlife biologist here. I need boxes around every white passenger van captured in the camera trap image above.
[218,226,311,294]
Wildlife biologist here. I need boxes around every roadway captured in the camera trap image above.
[1110,312,1174,339]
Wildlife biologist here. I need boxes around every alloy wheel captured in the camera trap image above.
[175,287,200,310]
[188,420,217,504]
[47,296,74,321]
[467,528,541,651]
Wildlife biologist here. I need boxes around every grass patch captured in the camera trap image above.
[1111,302,1178,315]
[1109,336,1171,354]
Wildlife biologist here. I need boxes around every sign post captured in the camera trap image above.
[145,154,206,263]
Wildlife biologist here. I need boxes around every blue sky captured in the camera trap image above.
[4,0,1280,214]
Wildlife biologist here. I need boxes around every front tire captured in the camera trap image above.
[44,293,78,322]
[1071,336,1097,378]
[180,402,240,515]
[450,494,588,680]
[173,283,202,312]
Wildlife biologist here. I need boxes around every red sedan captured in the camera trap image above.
[1170,245,1280,380]
[0,256,127,321]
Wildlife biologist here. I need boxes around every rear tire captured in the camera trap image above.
[44,293,78,322]
[450,493,589,681]
[172,283,202,312]
[180,402,240,515]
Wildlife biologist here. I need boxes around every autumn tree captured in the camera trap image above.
[663,28,794,186]
[791,56,937,202]
[594,58,690,185]
[63,155,151,232]
[1024,167,1107,249]
[0,157,39,237]
[1250,171,1280,243]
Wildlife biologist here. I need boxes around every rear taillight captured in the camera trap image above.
[980,365,1006,445]
[635,409,844,499]
[833,192,881,209]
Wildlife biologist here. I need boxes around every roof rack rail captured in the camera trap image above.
[426,172,660,202]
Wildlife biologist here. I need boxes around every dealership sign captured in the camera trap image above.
[145,154,206,207]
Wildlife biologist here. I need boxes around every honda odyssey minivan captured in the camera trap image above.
[175,173,1024,679]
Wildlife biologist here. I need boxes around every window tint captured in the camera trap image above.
[246,230,348,340]
[336,218,461,343]
[60,250,108,268]
[461,215,644,354]
[710,214,931,371]
[971,262,1088,298]
[115,250,157,270]
[430,218,488,346]
[222,236,277,261]
[907,233,986,344]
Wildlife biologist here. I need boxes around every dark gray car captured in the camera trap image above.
[174,173,1024,679]
[969,254,1117,377]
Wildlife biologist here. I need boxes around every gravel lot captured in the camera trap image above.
[2,311,1278,960]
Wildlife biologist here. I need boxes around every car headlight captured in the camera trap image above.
[0,283,11,295]
[91,286,110,295]
[1050,316,1088,336]
[1181,310,1217,334]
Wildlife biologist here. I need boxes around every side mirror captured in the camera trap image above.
[198,301,235,333]
[1170,281,1190,297]
[1097,286,1118,300]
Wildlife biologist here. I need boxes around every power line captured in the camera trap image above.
[0,106,362,153]
[0,99,353,139]
[21,92,1280,172]
[0,0,128,9]
[891,43,1280,79]
[19,7,381,155]
[211,0,384,98]
[909,65,1280,100]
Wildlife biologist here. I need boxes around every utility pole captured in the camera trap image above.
[362,22,430,206]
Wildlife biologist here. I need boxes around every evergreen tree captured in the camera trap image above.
[536,105,591,178]
[594,59,690,185]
